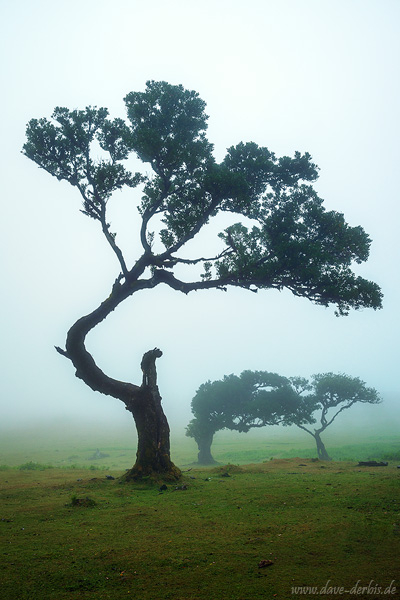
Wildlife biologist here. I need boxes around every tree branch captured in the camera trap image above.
[140,205,158,254]
[55,345,69,358]
[172,247,233,266]
[295,423,315,438]
[150,269,230,293]
[75,182,130,277]
[100,216,129,278]
[319,401,356,431]
[59,275,156,404]
[160,197,220,258]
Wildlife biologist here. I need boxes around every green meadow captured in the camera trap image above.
[1,426,399,599]
[1,422,400,470]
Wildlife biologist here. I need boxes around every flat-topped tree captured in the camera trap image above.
[186,370,313,464]
[23,80,382,480]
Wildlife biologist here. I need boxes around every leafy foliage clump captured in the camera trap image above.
[23,80,382,316]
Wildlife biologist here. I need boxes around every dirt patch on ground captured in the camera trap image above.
[210,464,246,474]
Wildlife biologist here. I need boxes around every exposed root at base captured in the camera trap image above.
[119,465,182,484]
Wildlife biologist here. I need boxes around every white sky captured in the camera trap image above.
[0,0,399,434]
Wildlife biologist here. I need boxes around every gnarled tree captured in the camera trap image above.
[186,370,314,464]
[23,81,382,480]
[290,373,382,460]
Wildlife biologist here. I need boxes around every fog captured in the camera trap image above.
[1,1,399,444]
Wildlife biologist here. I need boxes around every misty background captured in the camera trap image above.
[1,1,399,448]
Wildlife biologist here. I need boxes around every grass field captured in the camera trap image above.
[1,426,399,599]
[1,422,400,470]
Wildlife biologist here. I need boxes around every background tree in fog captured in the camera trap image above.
[23,81,382,480]
[187,371,381,463]
[186,370,314,464]
[290,373,381,460]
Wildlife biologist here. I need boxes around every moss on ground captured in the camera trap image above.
[0,459,399,599]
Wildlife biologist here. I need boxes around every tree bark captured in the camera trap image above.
[196,431,217,465]
[57,276,181,481]
[123,349,181,481]
[314,431,332,461]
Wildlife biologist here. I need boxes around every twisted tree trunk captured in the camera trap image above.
[56,276,181,481]
[314,431,332,461]
[123,349,181,481]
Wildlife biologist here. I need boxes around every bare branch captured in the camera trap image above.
[172,247,233,266]
[100,218,129,277]
[55,345,69,358]
[295,423,315,437]
[140,206,155,254]
[319,401,356,431]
